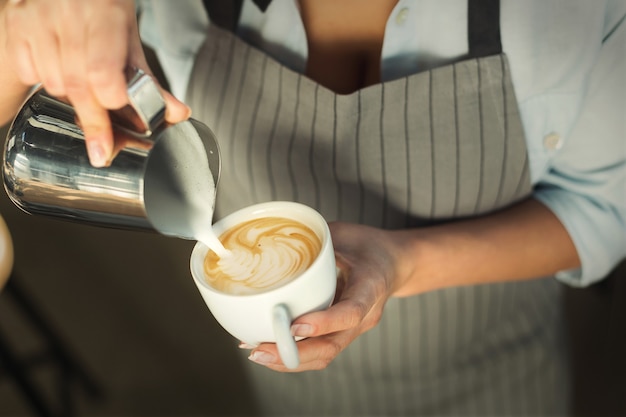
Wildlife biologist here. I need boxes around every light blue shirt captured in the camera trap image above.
[138,0,626,287]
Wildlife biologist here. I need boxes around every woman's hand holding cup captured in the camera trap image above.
[244,221,410,372]
[190,202,339,370]
[191,204,415,372]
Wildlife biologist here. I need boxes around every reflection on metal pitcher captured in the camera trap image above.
[2,69,221,239]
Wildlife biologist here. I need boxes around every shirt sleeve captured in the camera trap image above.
[534,9,626,287]
[136,0,209,100]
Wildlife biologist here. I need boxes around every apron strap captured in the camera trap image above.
[467,0,502,57]
[202,0,272,31]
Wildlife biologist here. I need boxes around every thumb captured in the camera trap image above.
[161,88,192,124]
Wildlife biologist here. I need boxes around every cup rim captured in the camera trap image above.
[190,201,331,299]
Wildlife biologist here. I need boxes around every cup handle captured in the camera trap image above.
[272,304,299,369]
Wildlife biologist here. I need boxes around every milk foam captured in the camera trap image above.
[204,217,321,295]
[144,120,228,258]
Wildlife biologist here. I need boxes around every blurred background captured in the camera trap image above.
[0,49,624,416]
[0,116,259,416]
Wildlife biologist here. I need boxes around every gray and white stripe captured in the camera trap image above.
[187,24,568,416]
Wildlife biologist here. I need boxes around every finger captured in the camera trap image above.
[10,2,65,94]
[291,273,383,338]
[248,331,356,372]
[59,23,114,168]
[162,89,192,123]
[107,128,153,162]
[29,35,65,98]
[85,5,129,110]
[290,298,370,338]
[4,6,39,85]
[238,341,256,350]
[70,90,114,167]
[9,40,38,85]
[57,5,89,97]
[127,49,192,125]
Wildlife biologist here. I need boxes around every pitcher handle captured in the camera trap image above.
[109,67,166,138]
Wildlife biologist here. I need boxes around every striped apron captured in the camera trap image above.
[187,1,570,415]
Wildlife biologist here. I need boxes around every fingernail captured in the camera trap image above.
[238,342,255,349]
[291,324,313,337]
[87,142,107,167]
[248,351,275,365]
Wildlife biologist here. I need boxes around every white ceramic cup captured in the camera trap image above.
[189,201,337,369]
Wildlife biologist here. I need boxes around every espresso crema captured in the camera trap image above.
[204,217,322,295]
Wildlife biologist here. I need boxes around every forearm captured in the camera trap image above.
[393,197,580,296]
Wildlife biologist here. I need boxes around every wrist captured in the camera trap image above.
[389,227,445,297]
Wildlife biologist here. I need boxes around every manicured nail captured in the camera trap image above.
[238,342,255,349]
[87,141,107,167]
[248,351,275,365]
[291,324,313,337]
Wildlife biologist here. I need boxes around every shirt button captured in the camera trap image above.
[543,132,563,151]
[395,7,409,25]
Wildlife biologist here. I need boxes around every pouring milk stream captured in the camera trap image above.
[2,69,337,370]
[2,67,228,258]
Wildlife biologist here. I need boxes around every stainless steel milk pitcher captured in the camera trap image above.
[2,68,221,239]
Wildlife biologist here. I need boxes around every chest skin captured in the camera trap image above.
[298,0,399,94]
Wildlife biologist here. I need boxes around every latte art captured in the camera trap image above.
[204,217,322,295]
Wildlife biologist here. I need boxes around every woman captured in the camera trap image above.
[1,0,624,415]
